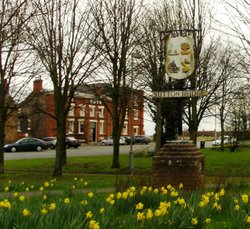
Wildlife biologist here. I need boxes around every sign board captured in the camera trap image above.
[165,35,195,80]
[152,90,208,98]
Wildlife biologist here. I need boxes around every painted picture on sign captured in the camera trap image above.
[165,35,195,80]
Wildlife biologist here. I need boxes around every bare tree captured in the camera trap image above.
[27,0,98,176]
[135,0,217,147]
[90,0,143,168]
[0,0,33,174]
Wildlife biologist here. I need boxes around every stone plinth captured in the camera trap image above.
[152,141,205,190]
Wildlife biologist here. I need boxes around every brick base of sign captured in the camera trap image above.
[152,141,205,190]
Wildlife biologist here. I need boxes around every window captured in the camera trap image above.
[17,121,21,132]
[99,121,104,134]
[78,120,84,134]
[98,106,104,118]
[27,119,31,130]
[68,103,75,116]
[68,120,74,133]
[80,105,85,117]
[89,105,95,117]
[123,122,128,135]
[134,126,139,135]
[134,109,138,120]
[125,110,128,119]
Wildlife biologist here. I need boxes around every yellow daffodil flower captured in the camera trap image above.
[86,211,93,219]
[135,202,144,210]
[88,192,94,198]
[64,198,70,204]
[99,208,105,214]
[137,212,145,221]
[191,218,198,226]
[19,195,25,202]
[22,208,31,216]
[242,194,249,204]
[49,203,56,210]
[41,208,48,215]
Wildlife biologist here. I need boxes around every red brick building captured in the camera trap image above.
[17,78,145,144]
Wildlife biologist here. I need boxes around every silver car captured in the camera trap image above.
[101,136,126,146]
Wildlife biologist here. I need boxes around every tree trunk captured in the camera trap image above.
[220,108,225,151]
[0,104,6,174]
[189,98,198,144]
[155,100,162,152]
[111,94,120,168]
[53,112,67,176]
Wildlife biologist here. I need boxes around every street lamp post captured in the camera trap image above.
[129,54,134,173]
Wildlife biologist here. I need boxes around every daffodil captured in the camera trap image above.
[80,200,88,206]
[191,218,198,226]
[136,212,145,221]
[179,183,184,189]
[19,195,25,202]
[116,192,122,199]
[88,192,94,198]
[205,218,211,224]
[135,202,144,210]
[242,194,249,204]
[49,202,56,210]
[146,209,153,220]
[246,216,250,223]
[13,192,18,197]
[122,192,128,199]
[153,188,159,193]
[41,208,48,215]
[22,208,31,216]
[109,200,115,205]
[89,220,100,229]
[219,188,225,196]
[235,204,240,211]
[4,186,9,192]
[99,208,105,214]
[64,198,70,204]
[86,211,93,219]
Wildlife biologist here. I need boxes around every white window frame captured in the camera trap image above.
[99,120,104,134]
[134,126,139,136]
[89,105,95,117]
[78,119,85,134]
[68,103,75,116]
[134,108,139,120]
[80,104,85,117]
[98,106,104,118]
[68,119,74,133]
[123,122,128,135]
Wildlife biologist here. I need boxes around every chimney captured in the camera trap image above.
[33,76,43,92]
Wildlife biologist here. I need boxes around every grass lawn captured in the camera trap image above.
[0,145,250,189]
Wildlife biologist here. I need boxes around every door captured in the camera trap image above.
[90,122,96,142]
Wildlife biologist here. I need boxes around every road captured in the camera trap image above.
[4,144,155,160]
[4,141,212,160]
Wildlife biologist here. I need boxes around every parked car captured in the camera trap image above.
[42,137,57,149]
[124,136,136,145]
[4,137,48,152]
[66,137,80,148]
[101,136,126,146]
[134,135,150,144]
[212,135,236,146]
